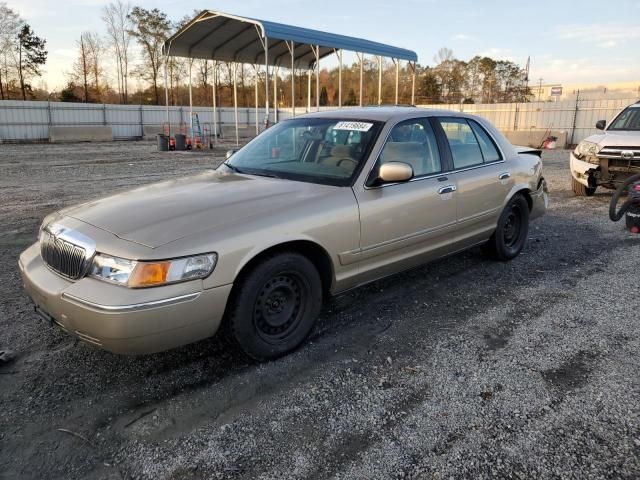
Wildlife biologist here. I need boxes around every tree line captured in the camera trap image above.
[0,2,532,106]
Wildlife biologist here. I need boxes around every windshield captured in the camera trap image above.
[223,117,384,186]
[608,106,640,131]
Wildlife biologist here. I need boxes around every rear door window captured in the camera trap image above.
[469,120,502,163]
[438,118,483,169]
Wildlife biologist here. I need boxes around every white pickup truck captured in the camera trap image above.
[570,101,640,196]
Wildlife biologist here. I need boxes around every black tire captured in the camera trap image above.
[484,194,530,261]
[226,252,323,361]
[572,176,596,197]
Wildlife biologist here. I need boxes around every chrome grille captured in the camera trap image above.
[597,146,640,161]
[40,230,88,279]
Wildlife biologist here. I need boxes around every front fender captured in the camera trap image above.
[231,234,336,285]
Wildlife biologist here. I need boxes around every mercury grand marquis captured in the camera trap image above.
[19,107,548,360]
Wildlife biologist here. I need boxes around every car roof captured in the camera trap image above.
[290,106,469,122]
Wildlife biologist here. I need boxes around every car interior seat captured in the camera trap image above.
[380,142,426,175]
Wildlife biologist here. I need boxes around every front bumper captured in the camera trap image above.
[570,152,597,187]
[530,178,549,220]
[18,243,232,355]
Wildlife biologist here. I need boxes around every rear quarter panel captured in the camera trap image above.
[474,116,544,206]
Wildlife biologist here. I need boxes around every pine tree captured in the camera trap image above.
[17,24,47,100]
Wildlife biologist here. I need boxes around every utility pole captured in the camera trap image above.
[538,78,543,102]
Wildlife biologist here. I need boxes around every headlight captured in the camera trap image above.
[573,141,599,163]
[90,253,217,288]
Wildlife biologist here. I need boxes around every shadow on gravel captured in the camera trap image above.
[541,350,600,392]
[5,212,621,408]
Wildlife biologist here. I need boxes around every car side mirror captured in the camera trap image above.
[595,120,606,130]
[225,149,237,160]
[378,162,414,184]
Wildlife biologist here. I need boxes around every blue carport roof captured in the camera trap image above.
[163,11,418,69]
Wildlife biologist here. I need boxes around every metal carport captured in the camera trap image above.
[162,10,418,145]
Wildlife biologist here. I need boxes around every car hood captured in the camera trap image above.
[62,170,335,248]
[585,130,640,148]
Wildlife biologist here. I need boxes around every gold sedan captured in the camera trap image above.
[19,108,548,360]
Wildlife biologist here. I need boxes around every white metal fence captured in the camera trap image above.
[1,97,638,144]
[0,100,281,142]
[416,97,639,145]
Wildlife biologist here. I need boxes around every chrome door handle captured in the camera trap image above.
[498,172,511,180]
[438,185,457,194]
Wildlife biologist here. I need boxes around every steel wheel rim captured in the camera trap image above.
[253,272,307,343]
[503,205,522,248]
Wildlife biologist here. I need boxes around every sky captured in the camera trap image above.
[5,0,640,92]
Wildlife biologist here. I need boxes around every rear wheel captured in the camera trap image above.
[226,252,323,361]
[572,176,596,197]
[484,194,530,261]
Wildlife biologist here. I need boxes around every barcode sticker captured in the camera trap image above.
[334,121,373,132]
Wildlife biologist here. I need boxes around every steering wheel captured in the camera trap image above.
[336,158,358,168]
[609,172,640,221]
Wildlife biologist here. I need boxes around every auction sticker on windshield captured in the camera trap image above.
[334,121,373,132]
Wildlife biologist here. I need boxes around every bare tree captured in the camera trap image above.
[197,59,210,104]
[167,55,187,105]
[102,0,132,103]
[0,2,21,99]
[72,33,91,102]
[67,32,105,103]
[84,32,103,101]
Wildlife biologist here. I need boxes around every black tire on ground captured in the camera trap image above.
[483,194,530,262]
[226,252,323,361]
[572,176,596,197]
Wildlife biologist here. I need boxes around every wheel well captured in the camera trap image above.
[234,240,334,297]
[513,188,533,211]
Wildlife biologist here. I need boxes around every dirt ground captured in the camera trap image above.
[0,142,638,480]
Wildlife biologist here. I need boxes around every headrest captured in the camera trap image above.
[380,142,424,163]
[330,145,353,157]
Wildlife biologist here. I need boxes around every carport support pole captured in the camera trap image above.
[233,62,239,146]
[411,62,416,105]
[212,61,218,145]
[378,56,383,105]
[164,54,170,137]
[264,36,270,128]
[188,59,194,142]
[315,46,320,112]
[291,47,295,116]
[274,66,278,123]
[254,66,259,135]
[336,49,342,108]
[307,69,311,112]
[357,53,363,107]
[394,59,399,105]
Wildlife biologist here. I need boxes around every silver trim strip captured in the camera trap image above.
[61,292,201,313]
[360,220,457,254]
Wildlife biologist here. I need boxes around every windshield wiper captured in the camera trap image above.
[250,171,282,179]
[223,162,244,174]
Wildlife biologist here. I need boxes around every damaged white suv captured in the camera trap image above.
[570,101,640,196]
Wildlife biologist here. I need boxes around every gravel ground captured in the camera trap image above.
[0,142,638,480]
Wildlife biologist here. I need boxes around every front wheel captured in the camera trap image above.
[226,252,323,361]
[572,176,596,197]
[484,194,530,261]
